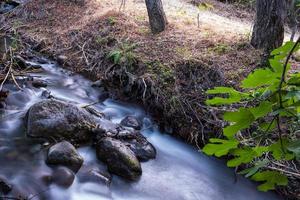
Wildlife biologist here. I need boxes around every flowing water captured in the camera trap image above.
[0,58,282,200]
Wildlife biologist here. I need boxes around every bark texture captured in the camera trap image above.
[251,0,287,50]
[145,0,167,34]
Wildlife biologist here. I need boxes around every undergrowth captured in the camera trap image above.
[203,39,300,192]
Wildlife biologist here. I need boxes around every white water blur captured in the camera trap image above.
[0,60,282,200]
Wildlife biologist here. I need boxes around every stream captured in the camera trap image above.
[0,58,283,200]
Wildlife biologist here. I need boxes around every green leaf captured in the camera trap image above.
[250,101,273,119]
[223,108,255,138]
[241,68,279,89]
[239,160,269,178]
[285,90,300,100]
[288,73,300,86]
[206,87,241,95]
[269,59,283,73]
[271,41,296,56]
[287,140,300,160]
[251,171,288,191]
[206,96,241,106]
[108,50,122,64]
[206,87,246,106]
[202,138,239,157]
[269,139,295,160]
[227,147,267,167]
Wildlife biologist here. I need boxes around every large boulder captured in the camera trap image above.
[26,99,96,143]
[46,141,84,172]
[96,137,142,180]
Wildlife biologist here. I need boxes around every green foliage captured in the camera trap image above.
[206,87,247,105]
[202,138,239,157]
[268,139,295,160]
[107,16,117,26]
[203,41,300,191]
[107,43,137,67]
[239,160,269,178]
[223,108,255,138]
[251,171,288,192]
[197,2,214,11]
[227,147,267,167]
[287,140,300,159]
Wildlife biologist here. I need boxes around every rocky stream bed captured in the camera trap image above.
[0,53,284,200]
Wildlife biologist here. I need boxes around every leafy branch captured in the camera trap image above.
[203,37,300,191]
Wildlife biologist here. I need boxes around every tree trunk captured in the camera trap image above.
[251,0,287,50]
[145,0,167,34]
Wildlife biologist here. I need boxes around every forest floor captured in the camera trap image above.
[0,0,299,199]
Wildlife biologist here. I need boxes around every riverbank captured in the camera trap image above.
[1,0,299,199]
[1,0,261,145]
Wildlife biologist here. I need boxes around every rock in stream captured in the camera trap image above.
[46,141,84,172]
[120,116,142,130]
[96,137,142,180]
[26,99,97,143]
[117,130,156,161]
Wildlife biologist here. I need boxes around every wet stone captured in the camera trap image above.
[46,141,84,172]
[32,80,47,88]
[77,165,111,185]
[91,80,104,88]
[117,130,156,161]
[52,167,75,188]
[96,137,142,180]
[120,116,142,130]
[0,176,12,194]
[41,90,52,99]
[26,99,97,143]
[0,1,19,14]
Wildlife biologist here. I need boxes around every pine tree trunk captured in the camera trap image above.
[145,0,167,34]
[251,0,287,50]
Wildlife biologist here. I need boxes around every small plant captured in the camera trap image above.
[107,43,137,67]
[203,39,300,191]
[107,16,117,26]
[209,43,231,54]
[197,2,214,11]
